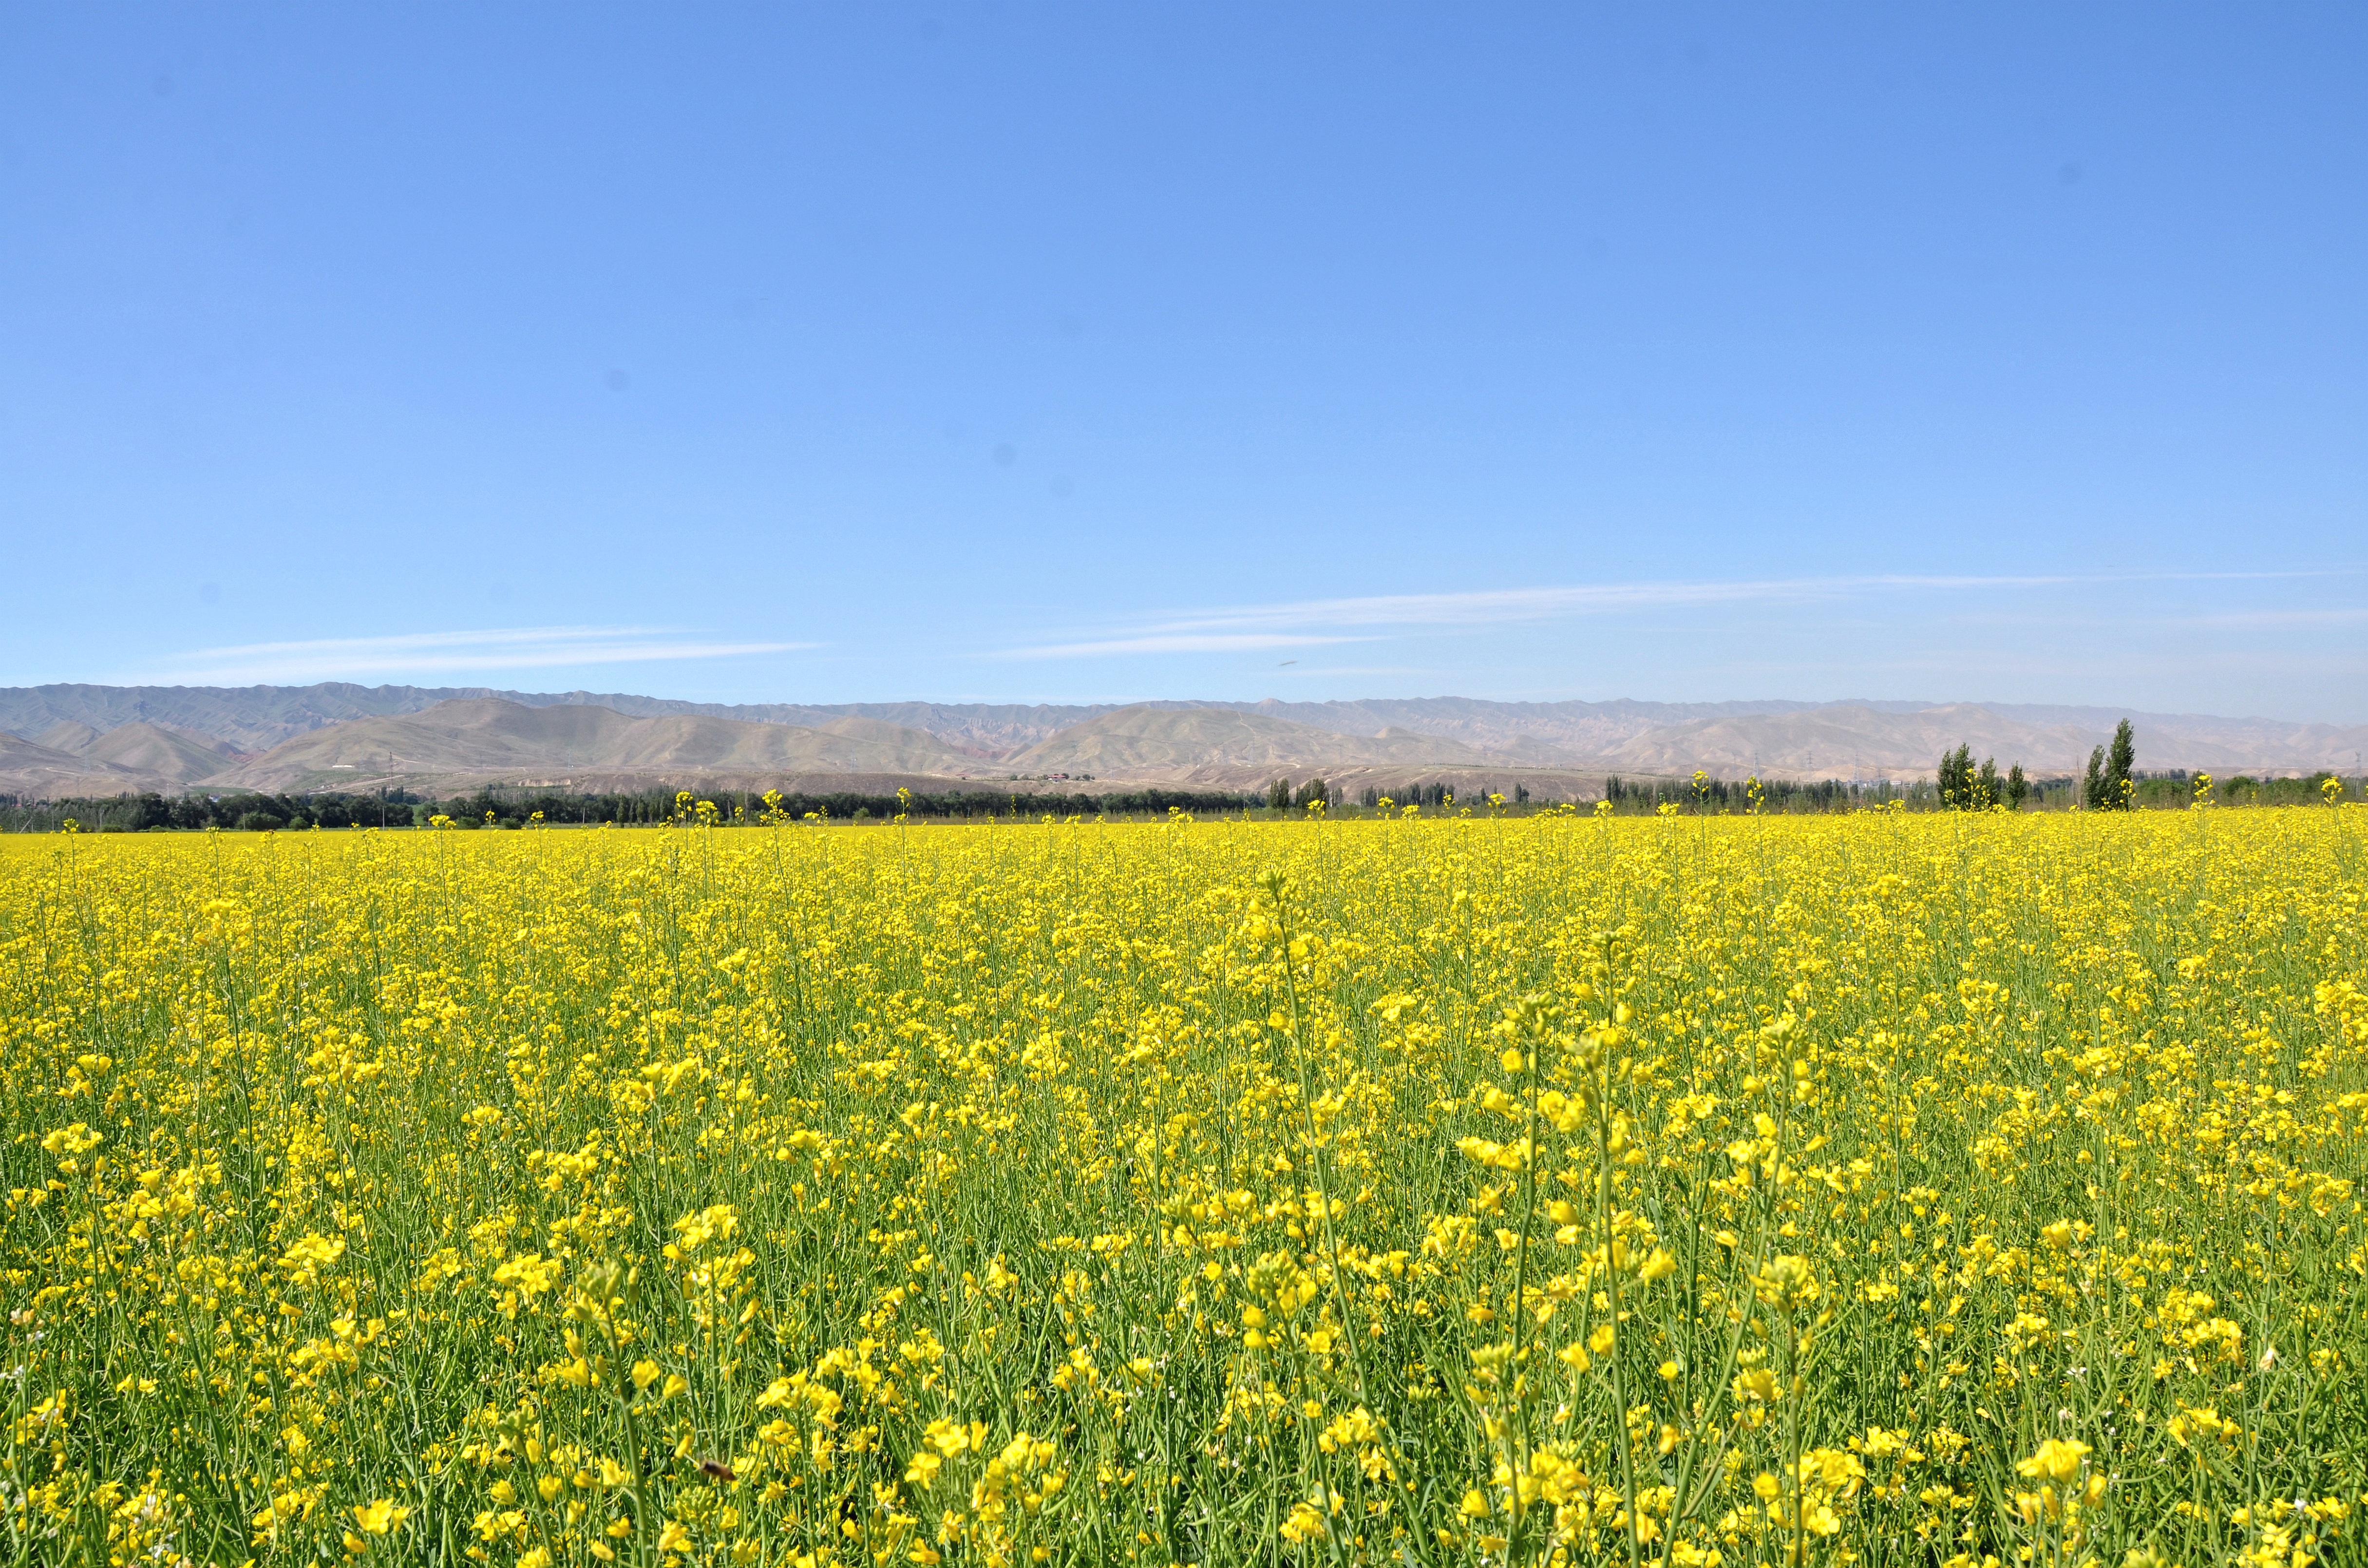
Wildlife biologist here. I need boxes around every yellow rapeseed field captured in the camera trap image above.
[2,805,2364,1568]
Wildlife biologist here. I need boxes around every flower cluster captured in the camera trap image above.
[0,804,2362,1565]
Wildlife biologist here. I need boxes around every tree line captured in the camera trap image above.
[0,790,427,833]
[11,729,2361,831]
[1603,775,1900,812]
[0,783,1270,832]
[1935,718,2137,811]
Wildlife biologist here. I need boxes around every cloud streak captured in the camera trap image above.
[126,626,809,685]
[1130,575,2056,636]
[996,569,2358,659]
[996,632,1364,660]
[2185,606,2368,629]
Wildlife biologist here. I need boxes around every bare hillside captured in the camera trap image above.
[1595,704,2368,779]
[0,733,176,798]
[7,681,2367,798]
[79,722,244,783]
[1007,705,1504,781]
[209,699,976,792]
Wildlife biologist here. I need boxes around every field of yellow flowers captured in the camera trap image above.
[2,806,2364,1568]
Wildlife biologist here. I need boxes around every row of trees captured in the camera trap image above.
[1934,747,2028,811]
[13,775,1570,832]
[1264,777,1332,810]
[424,785,1260,825]
[2,783,1274,831]
[1936,718,2138,812]
[1261,779,1538,812]
[21,731,2355,832]
[4,789,426,833]
[1606,774,1916,813]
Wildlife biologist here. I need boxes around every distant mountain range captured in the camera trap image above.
[1,681,2362,800]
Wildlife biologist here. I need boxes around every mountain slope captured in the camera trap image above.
[33,720,103,753]
[6,682,2367,795]
[207,699,976,791]
[1596,705,2086,779]
[1008,705,1503,780]
[0,683,1130,756]
[1597,703,2368,778]
[1219,696,1813,757]
[0,733,172,798]
[0,682,525,753]
[78,722,244,783]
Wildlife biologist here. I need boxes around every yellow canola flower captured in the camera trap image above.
[2017,1439,2092,1486]
[351,1499,410,1535]
[3,802,2361,1565]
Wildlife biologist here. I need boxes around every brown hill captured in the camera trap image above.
[9,682,2367,799]
[33,720,103,754]
[0,733,175,798]
[208,699,976,792]
[1007,705,1504,783]
[1595,704,2088,781]
[76,722,244,783]
[1595,703,2368,780]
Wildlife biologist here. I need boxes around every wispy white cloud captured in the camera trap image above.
[125,626,809,685]
[2185,606,2368,629]
[1128,575,2057,636]
[996,568,2359,659]
[1276,665,1433,678]
[996,632,1364,660]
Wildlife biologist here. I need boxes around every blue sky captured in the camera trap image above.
[3,5,2362,718]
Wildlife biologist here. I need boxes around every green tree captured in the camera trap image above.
[1266,777,1290,811]
[2083,746,2107,810]
[2005,762,2028,811]
[1975,756,1999,810]
[2104,719,2136,810]
[1937,744,1975,810]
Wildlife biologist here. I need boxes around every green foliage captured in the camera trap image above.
[2082,721,2138,811]
[1937,746,2004,811]
[1935,744,1971,809]
[2106,719,2137,810]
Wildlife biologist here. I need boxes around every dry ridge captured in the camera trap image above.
[4,684,2366,800]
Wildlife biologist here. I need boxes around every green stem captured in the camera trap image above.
[1599,1099,1642,1568]
[1265,876,1438,1568]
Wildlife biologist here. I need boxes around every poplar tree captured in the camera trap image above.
[2005,763,2028,810]
[2105,719,2136,809]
